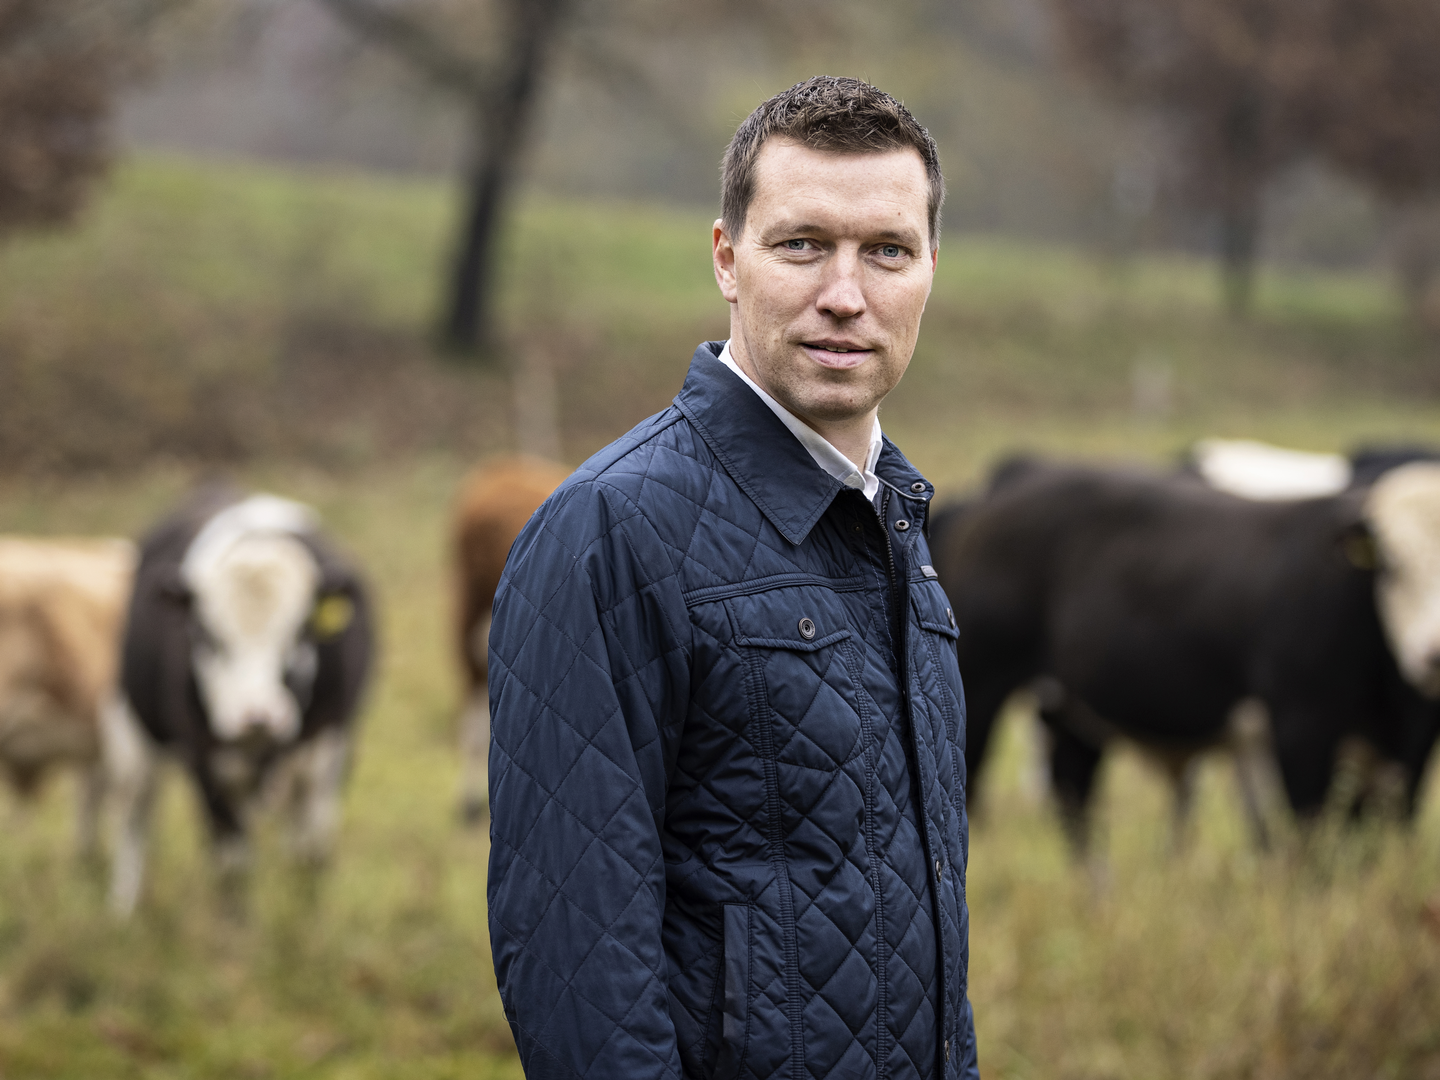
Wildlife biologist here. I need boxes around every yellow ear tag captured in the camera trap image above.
[311,594,355,640]
[1342,533,1378,571]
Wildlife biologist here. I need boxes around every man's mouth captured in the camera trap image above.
[802,342,873,369]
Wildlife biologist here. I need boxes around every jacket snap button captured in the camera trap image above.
[894,519,910,532]
[910,482,926,494]
[947,607,956,629]
[934,858,943,882]
[798,617,817,640]
[945,1038,951,1063]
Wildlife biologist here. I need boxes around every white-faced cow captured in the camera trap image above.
[105,486,373,915]
[930,457,1440,852]
[452,456,570,822]
[0,537,134,855]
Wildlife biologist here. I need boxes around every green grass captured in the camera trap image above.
[1,154,1440,1076]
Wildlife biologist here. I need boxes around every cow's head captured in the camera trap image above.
[1366,463,1440,698]
[181,496,323,747]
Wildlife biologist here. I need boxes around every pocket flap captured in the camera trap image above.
[912,580,960,640]
[728,585,854,652]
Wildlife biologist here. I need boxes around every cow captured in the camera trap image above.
[0,537,134,856]
[104,485,373,916]
[1189,437,1440,500]
[1349,445,1440,487]
[930,456,1440,853]
[452,455,570,823]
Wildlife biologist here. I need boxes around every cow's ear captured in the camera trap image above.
[158,569,193,607]
[1339,520,1381,571]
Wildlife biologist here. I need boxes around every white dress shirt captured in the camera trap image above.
[718,340,884,504]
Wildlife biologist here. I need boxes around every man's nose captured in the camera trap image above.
[815,252,866,319]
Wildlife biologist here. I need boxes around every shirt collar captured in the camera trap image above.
[716,340,883,503]
[674,342,933,545]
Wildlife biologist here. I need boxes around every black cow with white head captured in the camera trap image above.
[104,485,373,915]
[930,457,1440,852]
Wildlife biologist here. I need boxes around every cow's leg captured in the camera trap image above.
[1270,704,1341,821]
[192,759,251,920]
[1043,709,1105,857]
[458,690,491,825]
[1161,752,1202,853]
[74,758,106,866]
[458,614,491,825]
[212,830,251,920]
[959,671,1033,822]
[101,696,159,918]
[287,726,351,869]
[1228,699,1276,851]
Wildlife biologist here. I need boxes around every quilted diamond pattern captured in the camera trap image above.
[489,344,978,1080]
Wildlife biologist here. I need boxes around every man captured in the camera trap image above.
[488,76,978,1079]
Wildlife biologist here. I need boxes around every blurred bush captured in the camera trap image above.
[0,0,159,235]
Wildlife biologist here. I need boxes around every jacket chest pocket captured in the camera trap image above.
[726,586,863,771]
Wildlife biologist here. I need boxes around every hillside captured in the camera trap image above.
[1,155,1437,482]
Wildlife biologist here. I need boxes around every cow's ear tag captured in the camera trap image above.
[311,594,354,640]
[1341,529,1379,571]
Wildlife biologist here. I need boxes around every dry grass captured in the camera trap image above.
[971,710,1440,1080]
[0,457,1437,1078]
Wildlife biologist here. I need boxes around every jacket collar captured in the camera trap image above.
[674,342,931,545]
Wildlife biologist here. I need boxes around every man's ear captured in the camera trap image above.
[713,220,739,303]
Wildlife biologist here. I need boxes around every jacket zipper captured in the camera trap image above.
[884,486,960,1072]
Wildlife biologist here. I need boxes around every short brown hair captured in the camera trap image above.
[720,76,945,251]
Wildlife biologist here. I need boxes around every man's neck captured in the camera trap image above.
[800,414,878,472]
[727,343,878,471]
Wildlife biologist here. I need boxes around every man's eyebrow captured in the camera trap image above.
[868,228,925,247]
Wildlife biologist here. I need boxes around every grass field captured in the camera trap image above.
[1,156,1439,1077]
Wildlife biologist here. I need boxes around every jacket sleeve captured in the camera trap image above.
[487,480,690,1079]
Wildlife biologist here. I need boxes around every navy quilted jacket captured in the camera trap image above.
[489,342,978,1080]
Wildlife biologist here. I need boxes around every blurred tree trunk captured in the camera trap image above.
[1293,0,1440,324]
[314,0,568,363]
[1390,199,1440,327]
[445,0,567,360]
[1216,89,1267,318]
[1218,192,1260,317]
[1047,0,1306,319]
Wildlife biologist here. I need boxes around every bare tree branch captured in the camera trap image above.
[311,0,491,98]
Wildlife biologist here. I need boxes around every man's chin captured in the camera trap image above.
[785,390,883,427]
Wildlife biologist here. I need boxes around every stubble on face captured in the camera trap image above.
[712,138,937,460]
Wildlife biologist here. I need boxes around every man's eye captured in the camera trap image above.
[784,239,808,251]
[879,244,903,258]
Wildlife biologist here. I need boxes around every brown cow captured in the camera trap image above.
[0,537,135,856]
[453,455,571,822]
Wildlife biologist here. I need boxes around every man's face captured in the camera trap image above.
[713,137,936,432]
